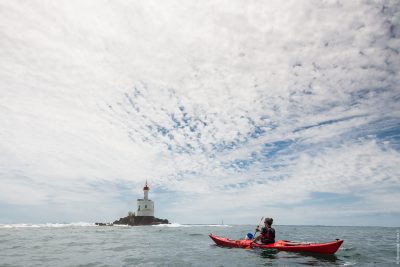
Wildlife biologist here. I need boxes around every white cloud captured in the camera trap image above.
[0,0,399,225]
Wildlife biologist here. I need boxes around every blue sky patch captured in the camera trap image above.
[262,140,294,158]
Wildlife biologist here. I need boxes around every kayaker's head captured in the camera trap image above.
[264,217,273,226]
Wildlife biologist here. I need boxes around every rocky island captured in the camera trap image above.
[96,181,169,226]
[95,212,169,226]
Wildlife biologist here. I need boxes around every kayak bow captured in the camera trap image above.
[209,234,343,254]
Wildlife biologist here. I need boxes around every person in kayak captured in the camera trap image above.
[251,217,275,245]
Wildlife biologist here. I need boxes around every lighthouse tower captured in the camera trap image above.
[136,180,154,217]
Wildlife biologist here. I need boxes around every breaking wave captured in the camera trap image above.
[0,223,232,228]
[0,222,95,228]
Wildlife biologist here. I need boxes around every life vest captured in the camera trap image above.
[261,227,275,244]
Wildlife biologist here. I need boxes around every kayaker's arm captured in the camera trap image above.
[250,234,262,245]
[250,224,262,242]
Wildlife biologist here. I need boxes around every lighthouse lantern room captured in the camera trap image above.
[136,180,154,217]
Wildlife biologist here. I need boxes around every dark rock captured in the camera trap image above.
[95,222,113,226]
[112,213,169,226]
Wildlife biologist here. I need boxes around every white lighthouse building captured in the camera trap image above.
[136,181,154,217]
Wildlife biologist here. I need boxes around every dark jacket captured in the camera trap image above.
[260,226,275,244]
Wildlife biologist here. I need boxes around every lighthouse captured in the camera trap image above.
[136,180,154,217]
[106,180,169,225]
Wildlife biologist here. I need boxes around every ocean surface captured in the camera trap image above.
[0,223,397,266]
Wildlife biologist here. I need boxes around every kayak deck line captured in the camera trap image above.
[209,234,343,255]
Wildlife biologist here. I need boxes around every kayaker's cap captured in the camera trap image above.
[264,217,273,225]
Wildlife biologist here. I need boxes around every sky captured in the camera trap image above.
[0,0,399,227]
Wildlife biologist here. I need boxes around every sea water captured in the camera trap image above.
[0,223,397,266]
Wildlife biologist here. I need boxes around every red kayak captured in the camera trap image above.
[209,234,343,254]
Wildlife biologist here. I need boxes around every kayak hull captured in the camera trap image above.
[209,234,343,254]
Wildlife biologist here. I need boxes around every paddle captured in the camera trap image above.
[253,216,264,239]
[243,217,264,249]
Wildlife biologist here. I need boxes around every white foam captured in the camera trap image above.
[0,222,95,228]
[112,224,130,227]
[0,222,233,228]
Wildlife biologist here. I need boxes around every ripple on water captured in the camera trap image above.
[0,225,397,266]
[123,257,139,264]
[110,245,138,252]
[189,233,204,236]
[76,262,103,267]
